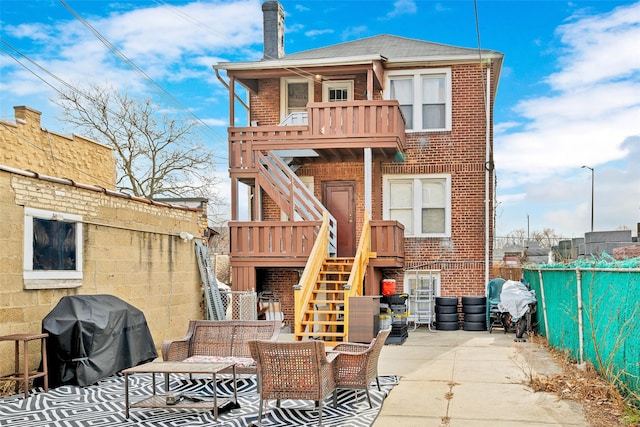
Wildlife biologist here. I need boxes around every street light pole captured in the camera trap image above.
[581,165,594,232]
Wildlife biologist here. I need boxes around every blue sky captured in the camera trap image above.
[1,0,639,238]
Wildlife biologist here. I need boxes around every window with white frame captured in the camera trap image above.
[281,77,314,121]
[23,208,83,285]
[383,174,451,237]
[322,80,353,102]
[386,68,451,131]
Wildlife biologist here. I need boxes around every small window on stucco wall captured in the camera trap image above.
[23,207,83,289]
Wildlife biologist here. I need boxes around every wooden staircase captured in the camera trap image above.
[297,257,354,342]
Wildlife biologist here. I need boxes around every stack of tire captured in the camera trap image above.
[462,296,486,331]
[435,297,459,330]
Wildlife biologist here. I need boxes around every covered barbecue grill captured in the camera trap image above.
[42,294,157,387]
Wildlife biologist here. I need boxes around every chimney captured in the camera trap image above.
[14,106,42,127]
[262,1,284,60]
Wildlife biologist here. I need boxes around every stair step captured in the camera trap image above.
[322,262,354,267]
[313,289,347,294]
[317,279,349,285]
[309,300,344,305]
[296,331,345,338]
[301,320,344,326]
[318,273,349,278]
[306,310,344,315]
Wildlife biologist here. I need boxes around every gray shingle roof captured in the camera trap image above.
[282,34,499,62]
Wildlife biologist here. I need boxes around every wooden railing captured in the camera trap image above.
[228,100,405,170]
[307,101,406,142]
[229,218,404,261]
[342,211,375,338]
[229,221,321,257]
[255,151,336,254]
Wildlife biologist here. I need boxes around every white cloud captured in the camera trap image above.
[495,2,640,184]
[549,2,640,90]
[305,29,333,38]
[384,0,417,19]
[495,2,640,236]
[1,0,265,104]
[341,26,368,41]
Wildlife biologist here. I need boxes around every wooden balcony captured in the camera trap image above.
[229,100,406,169]
[228,219,404,268]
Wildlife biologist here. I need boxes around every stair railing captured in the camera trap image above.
[343,211,376,338]
[294,211,331,339]
[256,150,337,256]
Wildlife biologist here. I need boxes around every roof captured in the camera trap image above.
[216,34,503,71]
[282,34,501,63]
[214,34,503,91]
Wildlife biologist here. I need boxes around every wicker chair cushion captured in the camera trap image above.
[183,355,256,368]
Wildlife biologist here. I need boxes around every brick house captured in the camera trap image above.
[0,106,206,377]
[214,1,503,340]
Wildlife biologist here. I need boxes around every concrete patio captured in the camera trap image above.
[372,328,589,426]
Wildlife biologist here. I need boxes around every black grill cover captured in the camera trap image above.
[42,294,157,387]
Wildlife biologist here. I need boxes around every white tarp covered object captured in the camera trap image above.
[497,280,536,320]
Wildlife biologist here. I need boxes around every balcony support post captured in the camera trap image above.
[364,147,372,215]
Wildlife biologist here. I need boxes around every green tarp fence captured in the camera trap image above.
[522,255,639,403]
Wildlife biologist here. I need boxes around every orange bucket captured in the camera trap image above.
[381,279,396,296]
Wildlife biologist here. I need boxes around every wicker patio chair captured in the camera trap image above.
[248,340,337,426]
[328,327,391,408]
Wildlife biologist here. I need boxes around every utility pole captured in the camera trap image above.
[581,165,594,232]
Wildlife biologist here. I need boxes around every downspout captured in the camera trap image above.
[484,60,491,286]
[364,68,373,216]
[214,68,249,111]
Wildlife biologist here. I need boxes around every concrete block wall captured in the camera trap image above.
[584,230,632,244]
[0,106,116,189]
[0,170,204,379]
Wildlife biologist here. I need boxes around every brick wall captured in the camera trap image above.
[259,268,299,328]
[246,61,495,300]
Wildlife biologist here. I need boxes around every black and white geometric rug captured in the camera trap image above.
[0,374,398,427]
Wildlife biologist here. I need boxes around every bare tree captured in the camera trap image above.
[53,84,219,200]
[531,228,562,248]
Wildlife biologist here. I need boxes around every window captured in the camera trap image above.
[281,77,314,121]
[322,80,353,102]
[23,208,83,287]
[383,175,451,237]
[386,68,451,131]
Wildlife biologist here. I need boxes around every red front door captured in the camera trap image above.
[323,181,356,257]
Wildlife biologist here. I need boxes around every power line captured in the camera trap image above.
[151,0,371,99]
[58,0,229,151]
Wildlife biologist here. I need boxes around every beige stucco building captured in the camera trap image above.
[0,106,205,378]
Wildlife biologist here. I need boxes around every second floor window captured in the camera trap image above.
[386,68,451,132]
[383,174,451,237]
[281,77,314,121]
[322,80,353,102]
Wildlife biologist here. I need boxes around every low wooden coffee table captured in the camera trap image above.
[123,361,237,420]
